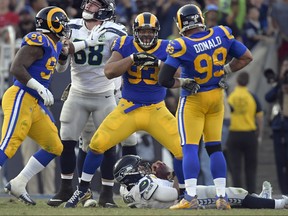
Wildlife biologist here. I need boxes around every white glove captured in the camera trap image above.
[26,78,54,106]
[72,25,106,53]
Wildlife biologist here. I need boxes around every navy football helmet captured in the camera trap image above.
[133,12,160,50]
[113,155,146,188]
[175,4,205,35]
[35,6,70,38]
[81,0,115,21]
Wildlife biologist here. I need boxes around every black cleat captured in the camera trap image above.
[98,185,118,208]
[98,200,118,208]
[47,187,73,207]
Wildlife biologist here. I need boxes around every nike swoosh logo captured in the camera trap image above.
[156,107,162,110]
[105,95,111,98]
[48,199,63,202]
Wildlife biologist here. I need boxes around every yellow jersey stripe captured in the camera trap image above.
[219,25,234,39]
[170,38,186,58]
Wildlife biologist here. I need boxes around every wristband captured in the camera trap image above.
[177,78,185,86]
[223,64,232,74]
[130,54,134,62]
[72,41,87,53]
[26,78,43,91]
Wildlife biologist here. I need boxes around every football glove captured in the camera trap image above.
[26,78,54,106]
[218,74,229,90]
[59,50,68,61]
[130,52,160,68]
[179,78,200,94]
[61,83,71,101]
[218,63,232,89]
[72,25,106,53]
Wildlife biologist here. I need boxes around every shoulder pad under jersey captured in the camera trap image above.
[166,38,187,58]
[22,32,48,47]
[217,25,235,40]
[138,176,158,200]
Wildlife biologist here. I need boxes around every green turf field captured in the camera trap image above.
[0,198,287,215]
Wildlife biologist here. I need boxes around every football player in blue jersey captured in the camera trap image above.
[0,6,70,205]
[158,4,253,210]
[47,0,129,208]
[64,12,185,208]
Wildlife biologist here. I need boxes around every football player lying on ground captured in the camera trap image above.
[113,155,288,209]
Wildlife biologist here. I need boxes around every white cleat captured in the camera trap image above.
[282,195,288,209]
[259,181,272,199]
[4,178,36,205]
[83,199,97,208]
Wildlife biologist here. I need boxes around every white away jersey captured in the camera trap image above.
[68,19,127,93]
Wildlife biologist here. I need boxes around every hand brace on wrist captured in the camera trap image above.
[223,63,232,74]
[26,78,44,91]
[72,40,88,53]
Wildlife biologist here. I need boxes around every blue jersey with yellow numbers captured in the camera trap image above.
[112,36,169,104]
[165,26,247,96]
[14,31,62,101]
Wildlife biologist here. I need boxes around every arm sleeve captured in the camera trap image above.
[158,63,178,88]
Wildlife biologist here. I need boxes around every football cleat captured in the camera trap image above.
[259,181,272,199]
[64,188,92,208]
[170,195,203,210]
[98,194,118,208]
[215,195,231,210]
[98,185,118,208]
[47,186,74,207]
[83,198,97,208]
[282,195,288,209]
[5,179,36,205]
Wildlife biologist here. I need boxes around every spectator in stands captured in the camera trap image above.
[242,6,270,50]
[0,0,19,28]
[227,72,264,194]
[265,56,288,195]
[218,0,242,40]
[271,0,288,64]
[16,6,35,39]
[0,0,19,42]
[29,0,48,15]
[204,4,219,28]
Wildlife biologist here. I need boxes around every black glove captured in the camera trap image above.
[59,51,68,61]
[179,78,200,94]
[130,52,160,67]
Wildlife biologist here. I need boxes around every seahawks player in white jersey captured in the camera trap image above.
[114,155,288,209]
[47,0,128,208]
